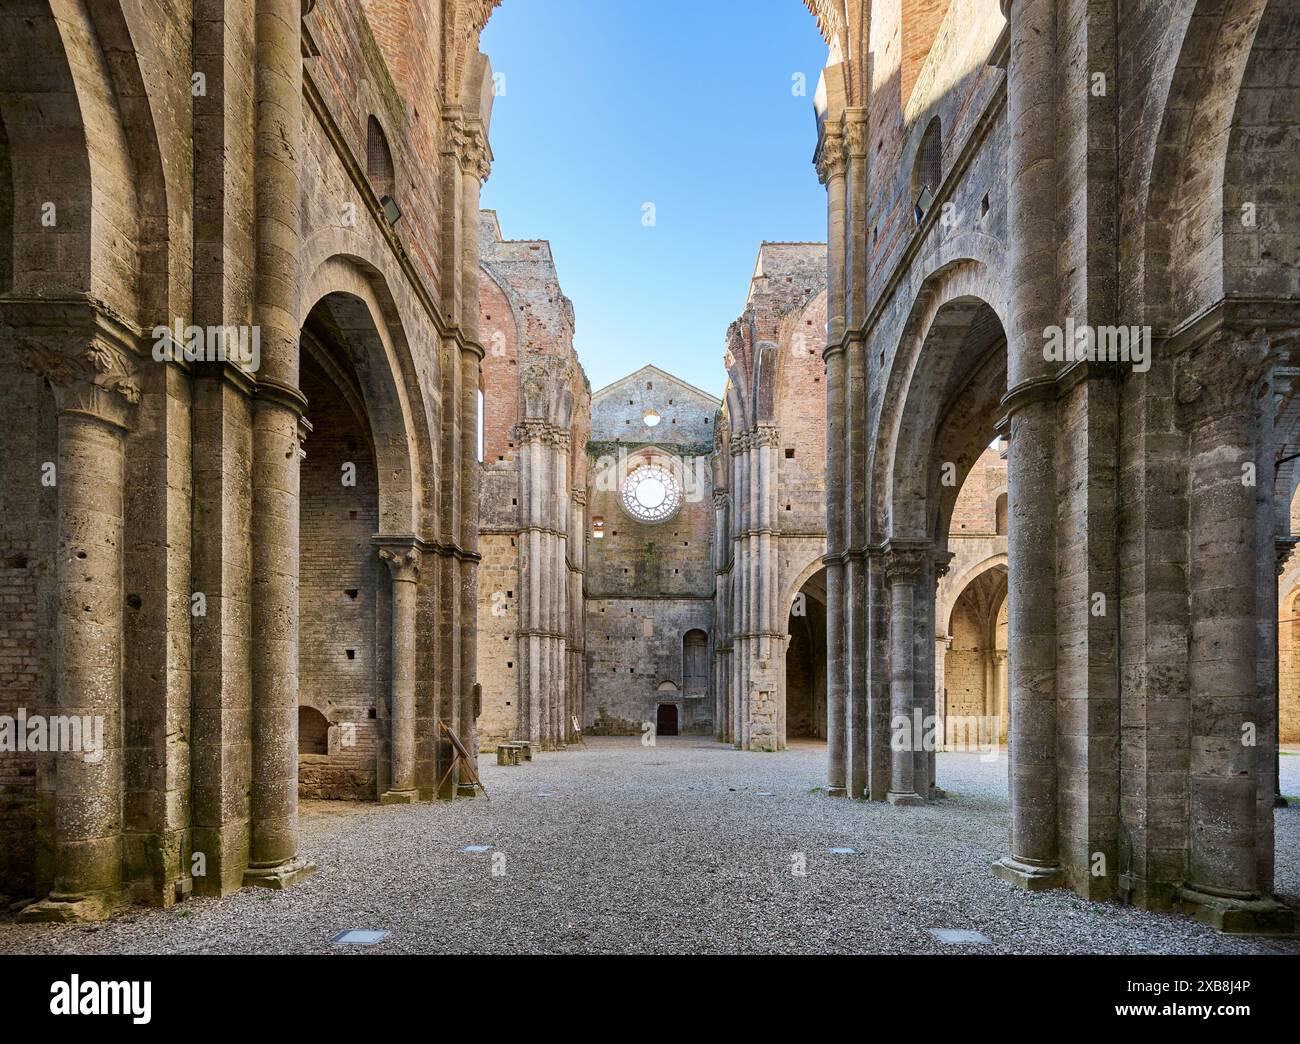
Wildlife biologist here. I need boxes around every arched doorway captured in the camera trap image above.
[656,703,679,737]
[297,304,383,802]
[786,567,828,741]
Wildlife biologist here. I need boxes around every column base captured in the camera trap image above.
[242,857,316,891]
[929,786,947,800]
[1275,795,1290,809]
[992,856,1064,891]
[456,782,478,798]
[1178,886,1297,935]
[826,785,847,798]
[887,791,924,807]
[18,889,128,924]
[380,789,419,805]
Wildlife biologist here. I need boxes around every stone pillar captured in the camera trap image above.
[242,0,313,888]
[458,123,488,769]
[713,488,730,742]
[993,0,1062,892]
[1176,334,1291,932]
[885,547,925,806]
[379,542,420,803]
[1275,538,1297,808]
[994,651,1009,743]
[17,331,139,922]
[818,119,849,794]
[755,425,780,750]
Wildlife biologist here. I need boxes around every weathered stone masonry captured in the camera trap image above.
[476,210,590,750]
[0,0,499,918]
[715,243,830,751]
[810,0,1299,929]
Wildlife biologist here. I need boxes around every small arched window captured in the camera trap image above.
[367,115,396,202]
[994,493,1008,536]
[913,117,942,223]
[298,706,329,755]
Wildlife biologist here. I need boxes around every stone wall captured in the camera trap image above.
[585,367,719,735]
[716,242,829,751]
[0,0,498,918]
[476,210,590,750]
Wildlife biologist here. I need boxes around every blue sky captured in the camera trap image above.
[480,0,829,398]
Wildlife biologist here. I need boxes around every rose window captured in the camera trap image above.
[622,464,682,523]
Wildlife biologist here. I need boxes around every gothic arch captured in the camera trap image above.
[1142,0,1277,334]
[0,0,170,320]
[937,551,1008,642]
[300,254,432,536]
[875,257,1007,540]
[783,552,831,632]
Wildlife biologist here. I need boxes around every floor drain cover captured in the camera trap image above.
[461,844,492,853]
[928,928,991,945]
[828,847,856,855]
[330,930,390,945]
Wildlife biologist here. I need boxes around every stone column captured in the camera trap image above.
[1176,333,1291,931]
[994,651,1009,744]
[993,0,1062,892]
[713,488,730,742]
[1275,538,1297,808]
[242,0,313,888]
[755,425,780,750]
[17,331,139,923]
[458,123,489,769]
[885,547,925,806]
[379,542,420,803]
[818,119,849,794]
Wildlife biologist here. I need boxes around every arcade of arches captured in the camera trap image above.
[0,0,1298,943]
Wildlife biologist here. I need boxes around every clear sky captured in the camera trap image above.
[480,0,830,398]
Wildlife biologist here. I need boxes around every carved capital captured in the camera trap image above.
[884,547,928,587]
[8,306,143,430]
[456,120,492,182]
[844,110,868,159]
[1277,537,1299,578]
[816,124,847,185]
[378,543,421,583]
[514,418,549,444]
[933,550,956,589]
[754,424,782,448]
[1175,326,1277,428]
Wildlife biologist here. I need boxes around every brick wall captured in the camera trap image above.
[299,356,382,799]
[0,372,57,894]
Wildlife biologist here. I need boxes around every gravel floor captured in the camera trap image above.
[2,739,1298,955]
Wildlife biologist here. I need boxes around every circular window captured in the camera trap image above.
[643,409,661,427]
[622,464,682,523]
